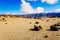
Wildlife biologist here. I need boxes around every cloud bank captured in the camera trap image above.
[34,7,44,13]
[41,0,58,4]
[54,8,60,12]
[20,0,44,14]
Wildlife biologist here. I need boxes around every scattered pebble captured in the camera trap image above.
[35,22,39,24]
[44,35,48,38]
[29,22,31,24]
[5,23,7,24]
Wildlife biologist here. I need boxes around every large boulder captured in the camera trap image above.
[50,25,59,31]
[30,25,42,31]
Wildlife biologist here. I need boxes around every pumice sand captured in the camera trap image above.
[0,15,60,40]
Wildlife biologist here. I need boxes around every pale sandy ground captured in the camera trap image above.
[0,17,60,40]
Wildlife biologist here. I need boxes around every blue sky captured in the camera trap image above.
[0,0,20,14]
[0,0,60,15]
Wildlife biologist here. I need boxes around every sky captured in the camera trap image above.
[0,0,60,15]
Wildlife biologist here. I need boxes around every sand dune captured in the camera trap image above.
[0,16,60,40]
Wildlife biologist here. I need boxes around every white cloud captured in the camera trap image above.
[41,0,58,4]
[7,13,10,14]
[54,8,60,12]
[20,0,34,14]
[6,13,16,15]
[20,0,44,14]
[27,0,37,2]
[12,13,16,15]
[34,7,44,13]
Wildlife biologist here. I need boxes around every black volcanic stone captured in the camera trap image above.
[44,35,48,38]
[30,25,42,31]
[39,26,42,29]
[2,18,5,20]
[35,22,39,24]
[5,23,7,24]
[50,25,59,31]
[34,17,36,19]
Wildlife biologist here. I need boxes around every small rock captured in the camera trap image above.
[35,22,39,24]
[30,22,31,24]
[34,17,36,19]
[39,26,42,29]
[46,19,49,22]
[44,35,48,38]
[5,23,7,24]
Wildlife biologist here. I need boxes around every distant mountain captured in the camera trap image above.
[24,12,60,18]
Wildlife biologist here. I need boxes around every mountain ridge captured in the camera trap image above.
[24,12,60,18]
